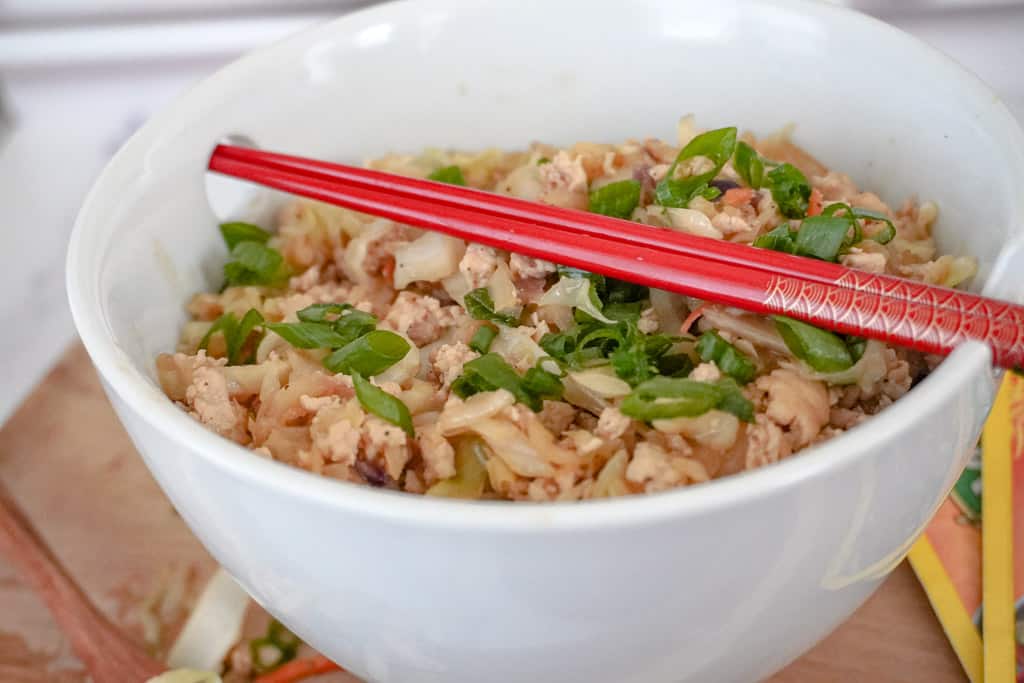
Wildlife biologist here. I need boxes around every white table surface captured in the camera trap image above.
[1,2,1022,425]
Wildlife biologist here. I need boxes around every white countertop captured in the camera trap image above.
[1,2,1022,424]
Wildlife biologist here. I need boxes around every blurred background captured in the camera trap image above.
[0,0,1022,423]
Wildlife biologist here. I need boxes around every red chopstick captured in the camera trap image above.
[208,147,1024,369]
[214,144,1023,327]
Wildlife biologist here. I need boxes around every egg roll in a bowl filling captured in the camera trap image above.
[156,117,977,501]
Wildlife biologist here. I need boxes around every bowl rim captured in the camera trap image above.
[67,0,1019,532]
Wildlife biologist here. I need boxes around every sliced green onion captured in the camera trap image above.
[696,330,756,384]
[773,316,854,372]
[753,223,798,254]
[765,163,811,218]
[198,312,237,355]
[714,378,755,422]
[619,377,723,421]
[197,309,264,365]
[469,324,498,354]
[264,321,351,349]
[655,127,738,208]
[733,141,765,189]
[219,221,271,250]
[846,336,867,363]
[459,353,540,410]
[296,302,353,323]
[427,165,466,186]
[588,179,641,219]
[522,365,564,401]
[332,310,379,346]
[323,330,410,376]
[230,308,265,365]
[656,353,694,378]
[223,241,289,287]
[352,372,414,436]
[849,206,897,244]
[793,215,851,262]
[610,343,656,386]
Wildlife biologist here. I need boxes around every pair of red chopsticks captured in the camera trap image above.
[209,144,1024,369]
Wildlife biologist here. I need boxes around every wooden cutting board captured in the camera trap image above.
[0,344,967,682]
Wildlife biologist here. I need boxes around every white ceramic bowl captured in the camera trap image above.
[67,1,1024,681]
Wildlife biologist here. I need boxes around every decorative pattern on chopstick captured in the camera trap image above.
[209,147,1024,369]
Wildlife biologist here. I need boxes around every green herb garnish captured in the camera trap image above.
[792,215,852,262]
[352,372,414,436]
[655,127,737,208]
[588,179,642,219]
[773,315,854,372]
[696,330,756,384]
[619,376,753,422]
[732,141,765,189]
[469,324,498,354]
[263,321,352,349]
[822,203,897,245]
[755,202,897,262]
[331,310,379,346]
[452,353,562,411]
[198,308,266,365]
[219,221,271,250]
[223,241,290,287]
[464,287,519,326]
[427,165,466,186]
[295,302,353,323]
[765,163,811,219]
[323,330,410,376]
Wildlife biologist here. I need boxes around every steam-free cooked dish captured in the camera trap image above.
[157,118,976,500]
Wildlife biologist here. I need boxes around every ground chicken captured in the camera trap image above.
[185,366,248,443]
[384,291,449,345]
[416,424,456,482]
[755,369,830,448]
[432,342,479,390]
[626,442,706,493]
[840,248,888,273]
[537,151,588,210]
[539,400,577,435]
[596,407,632,441]
[362,415,410,480]
[745,415,791,469]
[459,244,500,289]
[309,399,362,465]
[509,253,557,280]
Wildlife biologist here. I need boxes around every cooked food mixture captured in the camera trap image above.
[157,117,976,500]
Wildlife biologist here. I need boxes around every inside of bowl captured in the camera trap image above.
[79,0,1024,381]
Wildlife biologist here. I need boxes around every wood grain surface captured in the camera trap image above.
[0,344,967,682]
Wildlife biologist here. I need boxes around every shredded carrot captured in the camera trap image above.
[722,187,755,207]
[253,655,343,683]
[807,188,823,216]
[681,304,707,335]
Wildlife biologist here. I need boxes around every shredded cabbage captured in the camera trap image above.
[165,568,249,672]
[567,367,632,398]
[392,232,465,289]
[537,276,614,323]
